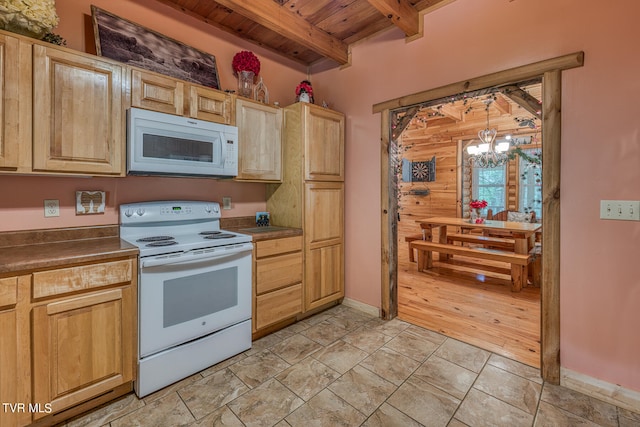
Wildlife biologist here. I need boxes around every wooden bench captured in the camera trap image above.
[446,233,515,250]
[404,234,423,262]
[410,240,531,292]
[529,244,542,287]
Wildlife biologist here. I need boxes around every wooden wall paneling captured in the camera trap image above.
[397,140,458,267]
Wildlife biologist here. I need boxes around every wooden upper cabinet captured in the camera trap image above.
[304,104,345,181]
[131,68,184,115]
[0,34,19,170]
[189,85,232,124]
[235,98,282,182]
[0,34,30,172]
[131,68,232,124]
[32,44,124,175]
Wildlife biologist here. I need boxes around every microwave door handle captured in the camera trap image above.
[219,134,225,166]
[141,245,252,268]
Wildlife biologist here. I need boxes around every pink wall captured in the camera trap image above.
[2,0,639,393]
[0,0,307,232]
[312,0,640,391]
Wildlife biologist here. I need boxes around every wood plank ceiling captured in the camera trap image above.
[153,0,457,66]
[399,82,543,143]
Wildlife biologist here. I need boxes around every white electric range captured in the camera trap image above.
[119,200,252,397]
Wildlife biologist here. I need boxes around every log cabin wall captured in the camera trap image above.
[395,84,542,261]
[397,138,458,261]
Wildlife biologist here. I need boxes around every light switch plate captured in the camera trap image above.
[599,200,640,221]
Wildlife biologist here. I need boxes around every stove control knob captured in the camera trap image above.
[212,204,220,213]
[136,208,145,216]
[124,208,134,217]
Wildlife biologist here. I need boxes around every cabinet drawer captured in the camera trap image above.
[255,284,302,330]
[0,276,17,307]
[255,236,302,258]
[33,259,133,299]
[256,252,302,295]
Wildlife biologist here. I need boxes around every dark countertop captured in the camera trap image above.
[220,216,302,242]
[0,226,138,275]
[234,226,303,242]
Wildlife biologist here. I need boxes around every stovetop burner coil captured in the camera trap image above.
[199,231,222,235]
[137,236,175,242]
[146,240,179,247]
[203,233,235,239]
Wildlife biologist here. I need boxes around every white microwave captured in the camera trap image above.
[127,108,238,177]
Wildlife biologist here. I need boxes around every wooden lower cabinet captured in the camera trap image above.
[305,243,344,311]
[31,286,135,420]
[0,257,137,426]
[255,284,302,331]
[0,276,30,427]
[304,182,344,312]
[253,236,303,336]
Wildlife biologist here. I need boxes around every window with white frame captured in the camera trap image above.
[472,165,506,214]
[518,148,542,219]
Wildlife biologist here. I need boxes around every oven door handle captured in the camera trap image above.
[140,244,252,268]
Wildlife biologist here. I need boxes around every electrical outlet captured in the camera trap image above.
[44,199,60,217]
[222,196,232,210]
[600,200,640,221]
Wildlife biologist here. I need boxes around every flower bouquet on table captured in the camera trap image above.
[295,80,314,103]
[469,199,488,223]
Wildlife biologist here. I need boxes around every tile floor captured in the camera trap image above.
[63,305,639,427]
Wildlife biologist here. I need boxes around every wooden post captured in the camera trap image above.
[542,69,562,384]
[380,109,397,320]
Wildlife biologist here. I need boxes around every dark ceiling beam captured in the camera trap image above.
[366,0,420,37]
[211,0,350,65]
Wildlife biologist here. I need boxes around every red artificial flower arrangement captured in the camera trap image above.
[469,199,488,209]
[295,80,313,97]
[232,51,260,76]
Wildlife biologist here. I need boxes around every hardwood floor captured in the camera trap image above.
[398,250,541,368]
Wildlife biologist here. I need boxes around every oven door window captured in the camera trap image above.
[139,252,251,358]
[163,267,237,327]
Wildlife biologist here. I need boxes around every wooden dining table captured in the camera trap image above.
[415,216,541,255]
[414,217,541,288]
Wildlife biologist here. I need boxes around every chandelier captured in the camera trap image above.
[467,100,510,168]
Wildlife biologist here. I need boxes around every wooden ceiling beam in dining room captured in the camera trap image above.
[366,0,421,38]
[437,104,464,121]
[501,85,542,117]
[492,94,513,116]
[212,0,350,65]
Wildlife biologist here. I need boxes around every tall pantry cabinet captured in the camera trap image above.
[266,102,345,312]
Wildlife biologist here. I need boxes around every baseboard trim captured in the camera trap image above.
[341,298,380,317]
[561,367,640,414]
